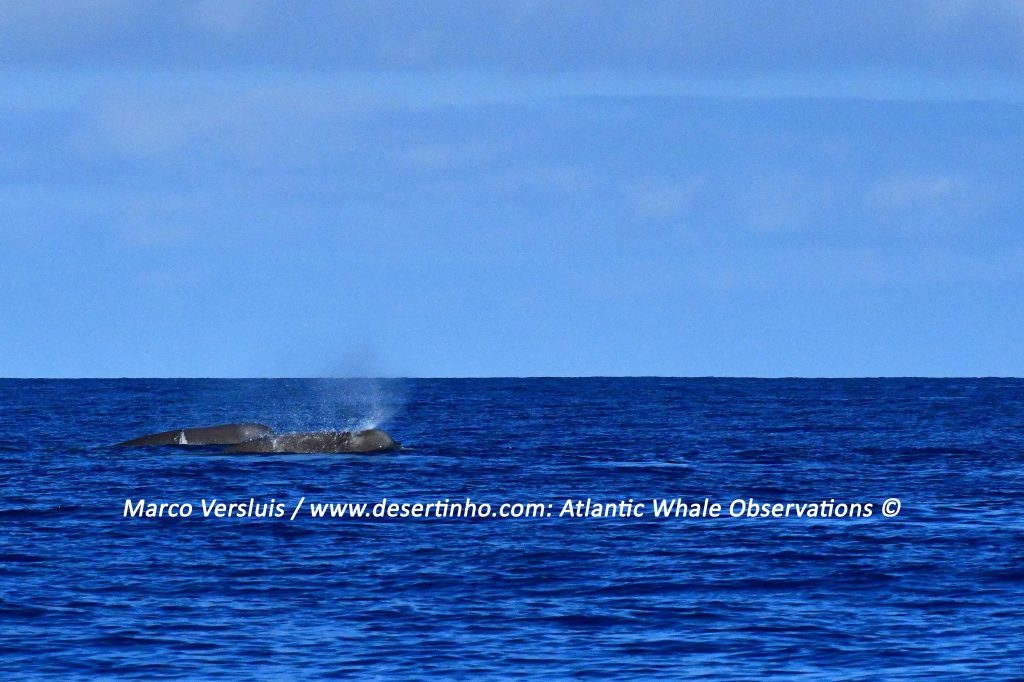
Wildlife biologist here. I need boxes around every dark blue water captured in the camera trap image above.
[2,378,1023,679]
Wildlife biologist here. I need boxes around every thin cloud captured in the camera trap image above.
[0,1,1021,79]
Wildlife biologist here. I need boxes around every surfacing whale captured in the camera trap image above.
[116,423,274,447]
[227,429,400,454]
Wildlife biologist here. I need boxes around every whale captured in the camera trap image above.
[116,423,274,447]
[226,429,400,454]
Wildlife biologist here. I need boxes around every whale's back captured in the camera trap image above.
[228,429,399,453]
[116,423,274,447]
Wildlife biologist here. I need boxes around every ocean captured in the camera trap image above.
[2,378,1022,679]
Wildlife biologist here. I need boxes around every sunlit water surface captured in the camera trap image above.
[2,378,1023,679]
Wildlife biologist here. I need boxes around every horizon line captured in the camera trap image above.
[2,375,1021,381]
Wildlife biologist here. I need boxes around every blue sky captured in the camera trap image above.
[1,1,1023,377]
